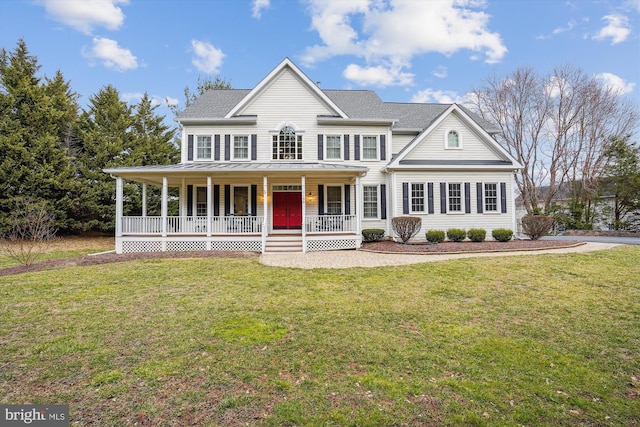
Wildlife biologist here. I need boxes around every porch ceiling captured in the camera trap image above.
[104,162,369,185]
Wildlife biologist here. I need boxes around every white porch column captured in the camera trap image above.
[356,175,362,236]
[388,172,395,235]
[207,176,212,237]
[180,178,186,216]
[161,176,168,238]
[115,177,123,238]
[301,175,306,253]
[262,175,268,253]
[141,183,147,217]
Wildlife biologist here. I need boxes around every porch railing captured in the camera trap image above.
[305,215,357,233]
[121,216,262,235]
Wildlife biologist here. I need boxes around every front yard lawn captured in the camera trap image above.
[1,246,638,425]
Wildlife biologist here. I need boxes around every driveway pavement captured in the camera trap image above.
[259,242,619,269]
[541,235,640,245]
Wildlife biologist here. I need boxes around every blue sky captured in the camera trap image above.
[1,0,638,127]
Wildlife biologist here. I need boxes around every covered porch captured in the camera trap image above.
[104,162,368,254]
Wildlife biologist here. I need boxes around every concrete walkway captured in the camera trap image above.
[259,242,620,269]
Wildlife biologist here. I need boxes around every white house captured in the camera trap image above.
[104,58,522,254]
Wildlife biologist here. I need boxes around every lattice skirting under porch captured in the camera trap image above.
[120,239,262,254]
[306,238,358,252]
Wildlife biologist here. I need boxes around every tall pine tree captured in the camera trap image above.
[0,39,79,232]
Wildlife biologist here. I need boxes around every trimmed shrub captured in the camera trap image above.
[392,216,422,243]
[467,228,486,242]
[521,214,553,240]
[362,228,385,242]
[447,228,467,242]
[492,228,513,242]
[426,230,445,243]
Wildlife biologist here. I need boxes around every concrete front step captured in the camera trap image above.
[264,234,303,253]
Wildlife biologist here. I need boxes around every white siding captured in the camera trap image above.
[391,171,516,240]
[390,134,416,157]
[405,112,502,161]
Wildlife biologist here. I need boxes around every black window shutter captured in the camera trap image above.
[187,135,194,161]
[251,184,257,215]
[440,183,447,214]
[476,183,483,213]
[344,184,351,215]
[224,135,231,161]
[317,134,323,160]
[251,134,257,161]
[500,182,507,213]
[354,135,360,160]
[214,135,220,161]
[428,183,434,214]
[187,185,193,216]
[464,182,471,214]
[402,182,409,214]
[380,184,387,220]
[224,185,230,216]
[213,185,220,216]
[318,185,324,215]
[344,135,350,160]
[380,134,386,161]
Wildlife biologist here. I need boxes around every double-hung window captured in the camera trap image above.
[326,186,342,214]
[448,183,462,212]
[484,183,498,212]
[411,183,425,213]
[233,186,249,215]
[196,187,207,216]
[326,135,341,160]
[233,135,249,160]
[196,136,212,159]
[363,185,378,218]
[362,136,378,160]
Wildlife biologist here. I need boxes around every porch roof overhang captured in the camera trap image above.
[104,162,369,185]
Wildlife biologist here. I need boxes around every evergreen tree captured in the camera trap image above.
[0,39,79,232]
[602,135,640,230]
[75,85,135,231]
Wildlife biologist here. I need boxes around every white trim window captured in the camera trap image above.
[484,183,498,212]
[326,135,342,160]
[326,186,342,214]
[362,135,378,160]
[233,186,250,215]
[233,135,249,160]
[273,126,303,160]
[411,183,425,213]
[445,130,462,149]
[196,135,212,159]
[448,183,462,212]
[363,185,378,218]
[196,187,207,216]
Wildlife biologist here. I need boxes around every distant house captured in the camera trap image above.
[104,58,522,254]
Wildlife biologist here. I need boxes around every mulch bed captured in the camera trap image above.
[1,240,583,277]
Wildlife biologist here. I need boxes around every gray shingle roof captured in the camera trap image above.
[177,88,499,134]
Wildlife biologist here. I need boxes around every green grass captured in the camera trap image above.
[1,246,639,425]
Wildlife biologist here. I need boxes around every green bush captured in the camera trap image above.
[362,228,385,242]
[426,230,445,243]
[447,228,467,242]
[467,228,486,242]
[492,228,513,242]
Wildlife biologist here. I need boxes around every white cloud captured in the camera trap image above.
[122,92,176,107]
[595,72,636,95]
[190,40,224,74]
[252,0,270,19]
[343,63,413,86]
[301,0,506,88]
[39,0,128,35]
[411,88,466,104]
[433,66,447,79]
[593,14,631,44]
[84,37,137,71]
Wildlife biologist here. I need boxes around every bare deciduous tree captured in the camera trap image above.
[0,198,58,266]
[469,65,639,217]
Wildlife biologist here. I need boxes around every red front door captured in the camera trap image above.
[273,192,302,229]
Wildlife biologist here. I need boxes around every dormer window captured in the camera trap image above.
[446,130,461,149]
[273,126,303,160]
